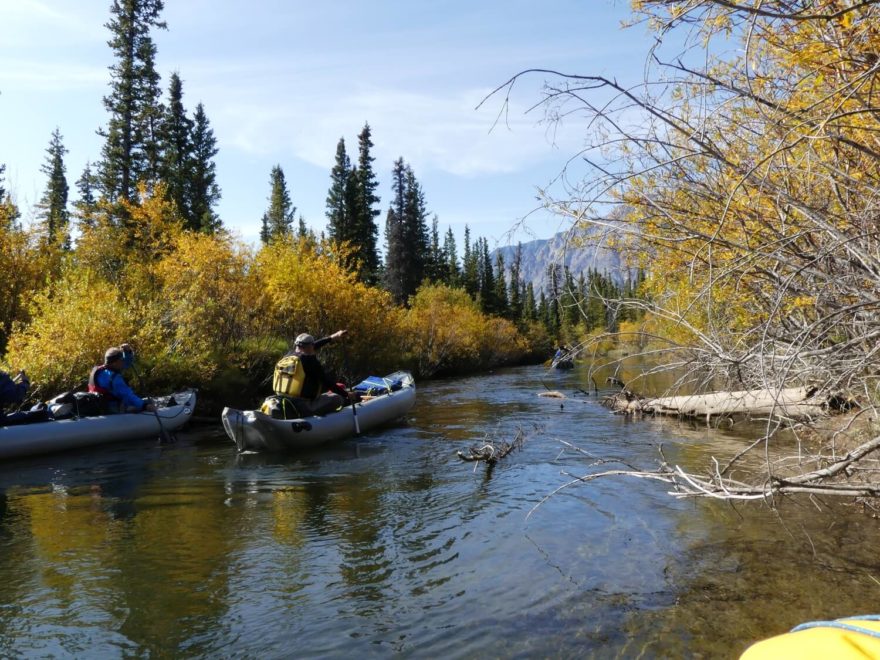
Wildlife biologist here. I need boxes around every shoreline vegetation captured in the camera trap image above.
[475,0,880,510]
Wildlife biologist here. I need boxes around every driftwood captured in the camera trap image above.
[458,429,525,465]
[601,386,847,422]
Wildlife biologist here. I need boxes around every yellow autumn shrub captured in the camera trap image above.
[154,231,261,382]
[254,237,404,379]
[404,284,528,376]
[3,268,157,398]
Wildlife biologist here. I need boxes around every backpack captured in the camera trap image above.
[273,354,305,397]
[260,395,309,419]
[72,391,107,417]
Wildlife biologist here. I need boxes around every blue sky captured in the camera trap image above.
[0,0,646,248]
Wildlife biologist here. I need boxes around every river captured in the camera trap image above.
[0,364,878,658]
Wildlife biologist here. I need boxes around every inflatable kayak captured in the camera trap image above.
[741,615,880,659]
[0,390,196,460]
[222,372,415,452]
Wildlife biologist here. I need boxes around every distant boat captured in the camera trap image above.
[551,349,575,370]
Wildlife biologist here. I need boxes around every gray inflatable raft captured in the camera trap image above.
[222,374,415,452]
[0,390,196,460]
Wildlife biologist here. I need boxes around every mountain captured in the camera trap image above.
[493,228,635,295]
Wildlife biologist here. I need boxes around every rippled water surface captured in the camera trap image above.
[1,365,879,658]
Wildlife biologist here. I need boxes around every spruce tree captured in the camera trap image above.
[353,123,381,282]
[189,103,221,233]
[493,252,510,318]
[461,225,480,297]
[326,137,351,245]
[402,165,429,292]
[478,238,497,314]
[383,158,409,304]
[443,227,459,286]
[74,162,99,229]
[0,164,5,202]
[523,282,537,322]
[383,208,407,304]
[37,128,71,247]
[260,165,295,244]
[97,0,167,208]
[159,72,193,226]
[428,215,443,282]
[509,243,523,322]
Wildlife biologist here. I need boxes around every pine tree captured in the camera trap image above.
[37,128,70,247]
[493,251,510,318]
[0,164,5,202]
[383,158,409,304]
[427,215,443,282]
[403,165,429,291]
[509,242,523,322]
[478,238,497,314]
[97,0,167,209]
[74,162,99,229]
[523,282,537,322]
[326,137,352,244]
[461,225,479,297]
[443,227,459,286]
[159,72,193,226]
[383,158,431,303]
[188,103,221,233]
[260,165,295,244]
[353,123,381,282]
[383,208,407,304]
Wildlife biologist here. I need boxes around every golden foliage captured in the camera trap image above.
[404,284,528,376]
[4,268,145,396]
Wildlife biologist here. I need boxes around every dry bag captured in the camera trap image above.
[273,355,305,397]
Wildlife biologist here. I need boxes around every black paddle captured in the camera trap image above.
[129,361,174,444]
[340,337,360,436]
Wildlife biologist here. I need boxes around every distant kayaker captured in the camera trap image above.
[281,330,349,415]
[0,369,45,426]
[89,344,156,413]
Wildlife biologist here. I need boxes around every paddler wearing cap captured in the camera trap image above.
[281,330,348,416]
[88,343,156,413]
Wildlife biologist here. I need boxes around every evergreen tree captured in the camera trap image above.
[159,72,193,226]
[427,215,443,282]
[476,238,496,314]
[74,162,99,229]
[188,103,221,233]
[509,243,523,322]
[537,290,549,331]
[383,158,409,304]
[493,252,510,318]
[443,227,459,286]
[259,165,295,244]
[383,207,407,304]
[403,165,430,290]
[97,0,167,208]
[353,123,381,282]
[37,128,70,247]
[326,137,352,244]
[383,158,431,303]
[0,164,5,202]
[461,225,480,297]
[523,282,537,322]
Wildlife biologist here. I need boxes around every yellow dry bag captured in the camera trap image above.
[273,354,305,397]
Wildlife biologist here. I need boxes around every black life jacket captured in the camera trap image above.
[88,364,121,401]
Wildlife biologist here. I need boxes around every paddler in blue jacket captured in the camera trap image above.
[88,344,156,413]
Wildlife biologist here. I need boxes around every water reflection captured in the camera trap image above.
[0,365,876,656]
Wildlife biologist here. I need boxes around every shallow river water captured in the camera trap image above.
[1,364,879,658]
